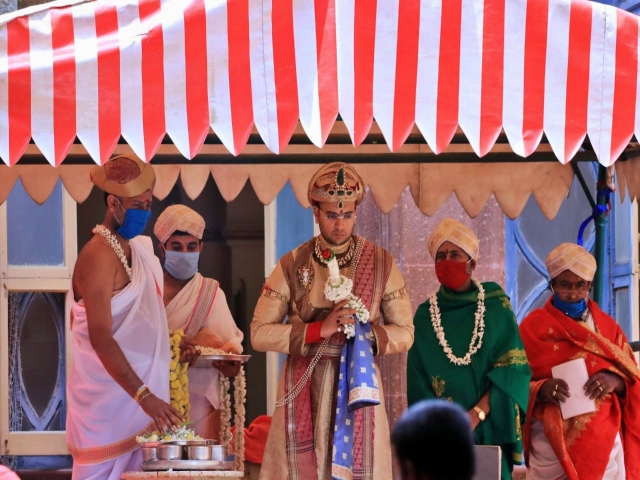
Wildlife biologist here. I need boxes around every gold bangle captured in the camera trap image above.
[134,386,149,403]
[137,391,152,405]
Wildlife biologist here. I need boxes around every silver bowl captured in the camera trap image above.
[156,444,183,460]
[211,445,226,462]
[186,445,212,460]
[140,446,157,462]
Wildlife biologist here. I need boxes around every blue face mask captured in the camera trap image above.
[164,250,200,280]
[553,293,588,319]
[115,200,152,240]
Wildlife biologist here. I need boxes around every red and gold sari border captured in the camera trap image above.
[68,421,154,465]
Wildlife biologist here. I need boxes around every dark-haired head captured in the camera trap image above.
[392,400,475,480]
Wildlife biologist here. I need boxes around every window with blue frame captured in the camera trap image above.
[505,163,637,341]
[1,178,73,471]
[505,164,599,322]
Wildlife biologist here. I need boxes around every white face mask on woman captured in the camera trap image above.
[164,250,200,280]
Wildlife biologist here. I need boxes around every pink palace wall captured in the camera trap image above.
[354,186,507,432]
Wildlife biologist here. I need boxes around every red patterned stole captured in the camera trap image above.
[520,299,640,480]
[184,277,219,339]
[284,238,391,480]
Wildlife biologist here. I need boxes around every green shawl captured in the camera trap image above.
[407,282,531,480]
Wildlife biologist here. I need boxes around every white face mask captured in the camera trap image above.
[164,250,200,280]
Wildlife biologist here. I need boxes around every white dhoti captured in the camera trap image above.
[67,236,170,479]
[165,273,243,439]
[527,418,625,480]
[71,449,142,480]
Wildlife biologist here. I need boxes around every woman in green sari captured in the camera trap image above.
[407,218,531,480]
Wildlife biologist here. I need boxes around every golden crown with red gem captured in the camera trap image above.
[307,163,365,209]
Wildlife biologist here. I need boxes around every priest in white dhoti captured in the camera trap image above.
[154,204,244,440]
[67,156,183,480]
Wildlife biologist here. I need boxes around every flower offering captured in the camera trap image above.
[136,425,202,444]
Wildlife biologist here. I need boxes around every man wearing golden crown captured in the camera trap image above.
[67,156,183,479]
[407,218,531,480]
[251,163,414,480]
[154,204,244,440]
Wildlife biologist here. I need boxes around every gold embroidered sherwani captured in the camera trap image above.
[251,236,413,480]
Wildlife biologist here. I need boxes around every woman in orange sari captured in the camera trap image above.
[519,243,640,480]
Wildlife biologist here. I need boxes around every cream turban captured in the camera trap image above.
[546,243,597,281]
[91,154,156,197]
[427,218,479,260]
[154,205,205,244]
[308,162,366,207]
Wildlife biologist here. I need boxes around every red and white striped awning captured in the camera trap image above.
[0,0,639,167]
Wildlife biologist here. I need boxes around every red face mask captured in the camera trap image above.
[435,260,472,290]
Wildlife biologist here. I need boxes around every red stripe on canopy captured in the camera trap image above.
[184,0,209,158]
[272,0,299,153]
[611,8,638,163]
[522,0,548,157]
[0,0,638,165]
[7,16,31,166]
[314,0,338,146]
[95,3,121,164]
[227,0,253,156]
[352,0,376,147]
[51,8,76,166]
[478,0,505,157]
[435,0,462,154]
[139,0,165,161]
[563,1,591,163]
[392,0,420,152]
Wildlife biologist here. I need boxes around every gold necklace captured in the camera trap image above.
[314,236,355,267]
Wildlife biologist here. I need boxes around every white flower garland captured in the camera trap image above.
[219,375,232,452]
[233,367,246,471]
[93,224,132,281]
[429,279,486,366]
[218,367,247,471]
[324,255,369,339]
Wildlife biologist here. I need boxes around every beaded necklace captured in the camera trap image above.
[93,225,132,281]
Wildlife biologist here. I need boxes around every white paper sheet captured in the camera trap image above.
[551,358,596,419]
[473,445,502,480]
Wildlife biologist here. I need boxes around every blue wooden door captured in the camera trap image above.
[609,187,636,339]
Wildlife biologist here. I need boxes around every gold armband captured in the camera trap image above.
[382,286,407,302]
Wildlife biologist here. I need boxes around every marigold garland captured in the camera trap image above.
[169,329,190,420]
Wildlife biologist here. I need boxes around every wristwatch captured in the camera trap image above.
[473,405,486,422]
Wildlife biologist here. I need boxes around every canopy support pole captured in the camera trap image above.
[593,165,609,305]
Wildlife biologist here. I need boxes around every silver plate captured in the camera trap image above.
[163,440,216,446]
[142,459,233,471]
[193,354,251,368]
[137,439,215,447]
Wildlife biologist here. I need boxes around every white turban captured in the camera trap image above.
[154,205,205,244]
[427,218,479,260]
[546,243,597,281]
